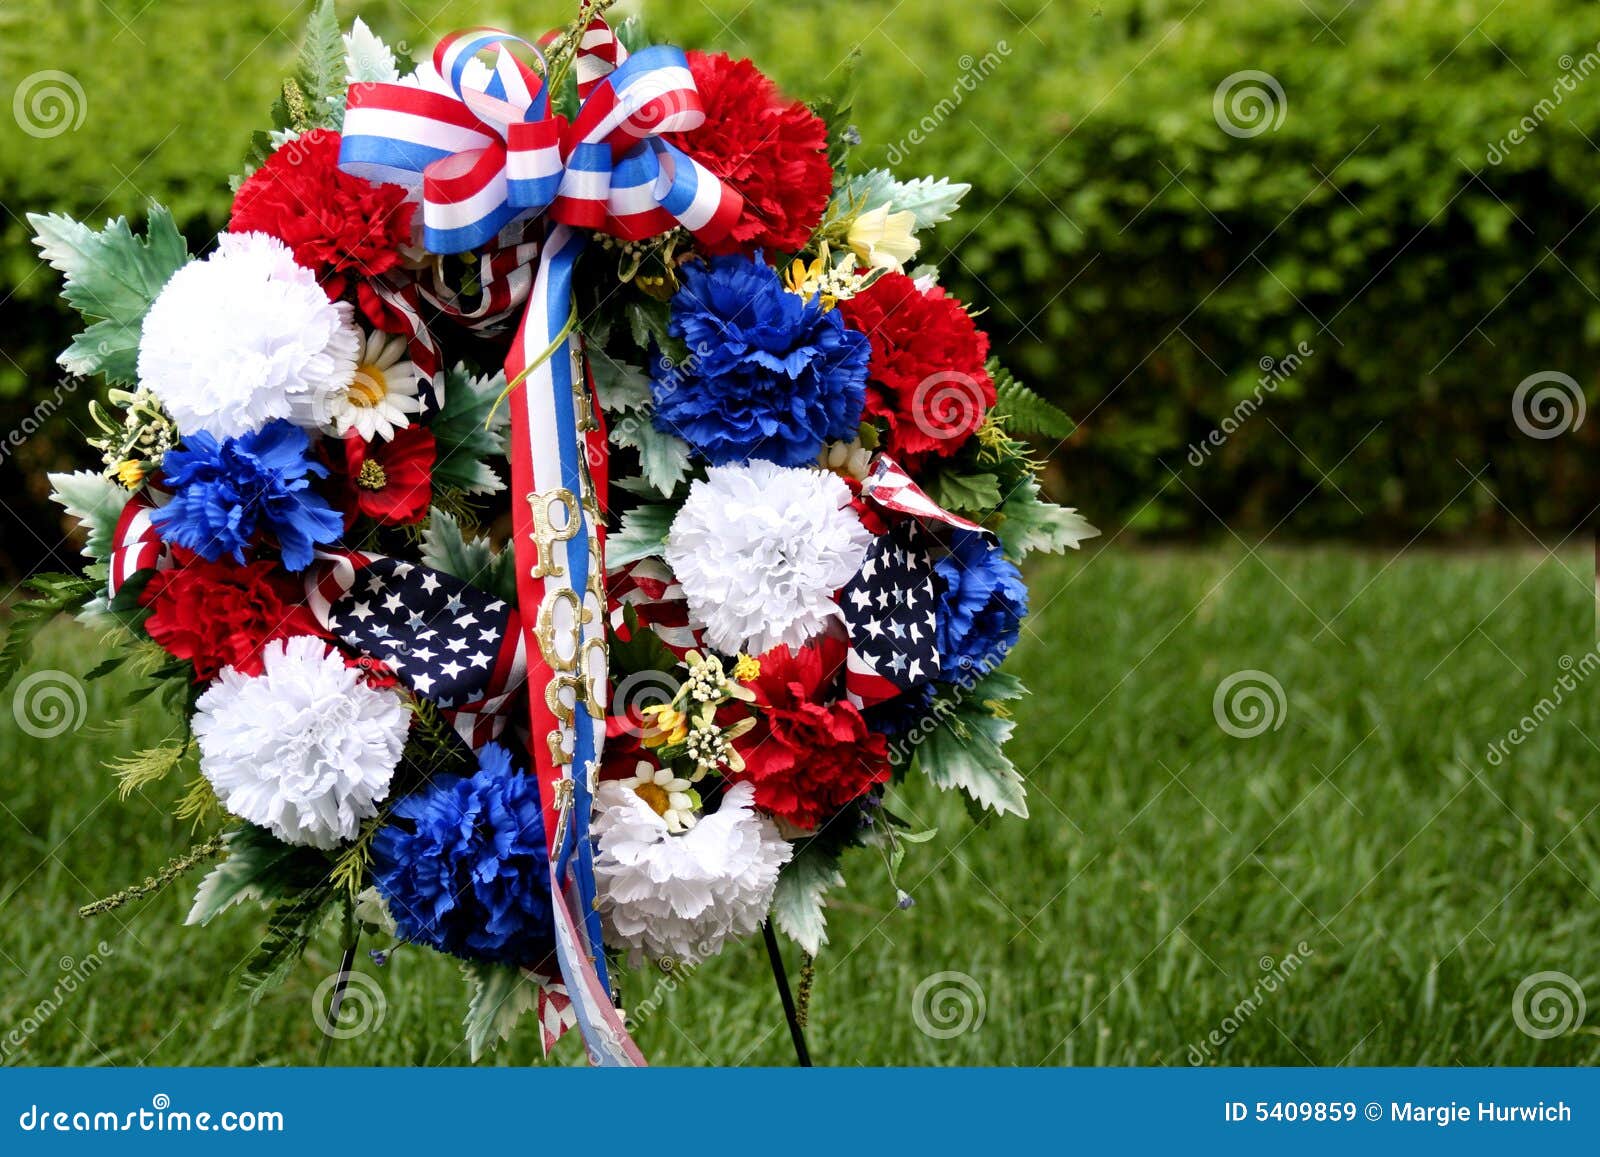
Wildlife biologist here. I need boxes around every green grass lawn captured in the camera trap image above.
[0,545,1596,1067]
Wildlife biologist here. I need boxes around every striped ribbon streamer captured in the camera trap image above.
[339,19,745,1067]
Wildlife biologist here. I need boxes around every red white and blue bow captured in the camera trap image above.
[340,26,741,254]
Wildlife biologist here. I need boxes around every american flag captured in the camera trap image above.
[608,556,700,655]
[840,519,941,707]
[305,552,528,748]
[859,455,984,532]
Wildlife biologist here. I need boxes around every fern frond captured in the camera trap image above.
[110,736,193,800]
[987,359,1076,440]
[174,775,222,830]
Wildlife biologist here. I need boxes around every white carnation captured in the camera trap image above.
[592,780,792,965]
[137,232,359,439]
[665,461,872,655]
[194,635,410,849]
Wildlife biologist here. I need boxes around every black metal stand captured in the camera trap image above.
[761,921,812,1067]
[316,937,359,1066]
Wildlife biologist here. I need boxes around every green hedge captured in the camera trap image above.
[2,0,1595,562]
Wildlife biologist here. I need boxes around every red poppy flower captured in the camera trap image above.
[732,636,891,830]
[139,558,327,682]
[341,427,434,526]
[669,52,833,257]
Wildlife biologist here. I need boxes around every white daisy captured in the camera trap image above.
[592,780,792,966]
[617,759,700,833]
[665,461,873,656]
[326,330,424,441]
[137,232,359,439]
[193,635,410,849]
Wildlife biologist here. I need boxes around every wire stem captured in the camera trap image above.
[761,921,812,1067]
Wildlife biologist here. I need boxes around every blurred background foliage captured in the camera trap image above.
[2,0,1596,578]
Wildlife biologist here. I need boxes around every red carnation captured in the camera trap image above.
[340,427,434,526]
[733,637,891,830]
[140,558,327,682]
[229,128,415,300]
[836,272,995,462]
[670,52,833,257]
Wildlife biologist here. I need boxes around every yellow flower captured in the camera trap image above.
[847,204,921,272]
[639,703,689,748]
[785,241,865,309]
[113,459,145,489]
[732,654,762,682]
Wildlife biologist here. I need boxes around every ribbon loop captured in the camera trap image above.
[341,25,740,255]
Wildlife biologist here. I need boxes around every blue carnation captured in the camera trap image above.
[371,744,556,966]
[864,678,938,738]
[151,420,342,572]
[652,255,869,467]
[933,531,1030,678]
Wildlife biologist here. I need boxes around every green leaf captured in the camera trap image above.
[590,353,654,414]
[989,360,1077,439]
[0,573,98,694]
[591,353,693,497]
[915,673,1030,819]
[930,469,1002,514]
[625,300,685,362]
[839,169,897,216]
[612,14,651,53]
[811,47,862,171]
[343,16,399,84]
[995,478,1099,560]
[609,603,681,681]
[611,411,693,498]
[887,826,938,883]
[608,504,676,567]
[889,176,971,230]
[773,842,845,955]
[237,882,338,1001]
[431,364,509,496]
[187,825,325,926]
[296,0,346,129]
[48,471,129,563]
[420,507,518,603]
[462,960,548,1061]
[28,206,190,384]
